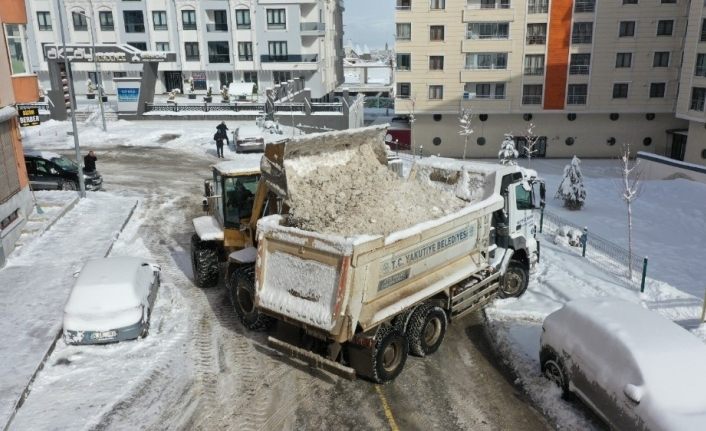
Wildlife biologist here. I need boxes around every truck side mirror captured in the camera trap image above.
[204,180,212,198]
[623,384,643,404]
[202,199,208,212]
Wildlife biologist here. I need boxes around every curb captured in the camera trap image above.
[38,195,80,238]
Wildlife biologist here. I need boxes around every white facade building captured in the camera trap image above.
[24,0,344,99]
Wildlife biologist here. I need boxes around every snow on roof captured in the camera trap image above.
[214,155,262,175]
[24,150,63,160]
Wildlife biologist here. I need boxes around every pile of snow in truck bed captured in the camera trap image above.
[284,138,465,237]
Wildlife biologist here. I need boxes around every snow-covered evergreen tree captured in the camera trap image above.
[555,156,586,210]
[498,134,518,165]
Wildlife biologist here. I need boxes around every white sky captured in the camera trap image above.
[343,0,395,50]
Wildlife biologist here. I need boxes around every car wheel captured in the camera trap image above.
[407,305,447,357]
[499,261,529,298]
[541,355,571,399]
[229,268,274,331]
[61,180,78,191]
[190,234,219,288]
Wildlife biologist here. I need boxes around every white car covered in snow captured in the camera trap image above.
[234,125,265,153]
[63,257,160,345]
[541,298,706,430]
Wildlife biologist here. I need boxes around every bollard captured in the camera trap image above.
[539,207,544,233]
[640,257,648,293]
[580,227,588,257]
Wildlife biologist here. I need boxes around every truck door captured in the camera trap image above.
[508,183,535,244]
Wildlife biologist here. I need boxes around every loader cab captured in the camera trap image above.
[209,165,262,250]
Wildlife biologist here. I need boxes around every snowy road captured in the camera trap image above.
[9,144,550,430]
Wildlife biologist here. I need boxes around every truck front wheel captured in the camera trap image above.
[407,305,447,357]
[499,261,528,298]
[229,269,274,331]
[191,234,219,288]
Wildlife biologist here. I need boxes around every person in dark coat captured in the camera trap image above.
[216,121,230,145]
[214,131,225,158]
[84,150,97,172]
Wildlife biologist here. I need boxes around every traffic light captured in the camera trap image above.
[58,63,72,117]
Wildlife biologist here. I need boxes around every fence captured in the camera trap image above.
[144,101,343,114]
[540,208,647,290]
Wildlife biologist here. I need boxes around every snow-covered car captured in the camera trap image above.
[234,125,265,153]
[63,257,160,345]
[540,298,706,430]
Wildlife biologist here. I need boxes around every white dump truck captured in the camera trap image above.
[225,126,545,383]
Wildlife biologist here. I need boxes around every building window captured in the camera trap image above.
[207,10,228,32]
[616,52,632,68]
[572,22,593,44]
[123,11,145,33]
[397,82,411,98]
[649,83,666,98]
[37,11,52,31]
[526,23,546,44]
[690,87,706,111]
[267,41,288,60]
[567,84,588,105]
[569,53,590,75]
[396,53,411,70]
[465,52,507,69]
[184,42,199,61]
[429,56,444,70]
[396,23,411,40]
[475,0,511,9]
[98,11,114,31]
[574,0,595,13]
[524,54,544,75]
[236,9,251,29]
[465,82,505,99]
[657,20,673,36]
[182,10,197,30]
[623,0,638,4]
[72,11,88,31]
[113,71,127,78]
[527,0,548,13]
[243,71,258,84]
[619,21,635,37]
[208,41,230,63]
[653,51,670,67]
[238,42,253,61]
[428,85,443,99]
[430,0,445,9]
[267,9,286,30]
[522,84,543,105]
[701,19,706,42]
[430,25,444,41]
[4,25,28,74]
[612,83,629,98]
[128,42,147,51]
[273,71,291,84]
[152,11,167,31]
[155,42,169,51]
[696,54,706,76]
[467,22,509,40]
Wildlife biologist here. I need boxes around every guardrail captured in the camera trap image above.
[144,102,266,113]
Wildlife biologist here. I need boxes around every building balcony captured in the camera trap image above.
[300,22,325,37]
[463,6,514,22]
[396,0,411,11]
[567,95,587,105]
[260,54,319,70]
[460,68,511,82]
[461,39,512,52]
[206,23,228,32]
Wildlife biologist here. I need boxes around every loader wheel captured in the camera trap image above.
[499,261,528,298]
[370,326,408,383]
[229,269,274,331]
[191,234,219,288]
[407,305,447,357]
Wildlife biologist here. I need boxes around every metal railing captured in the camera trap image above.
[145,102,266,113]
[526,35,546,45]
[524,67,544,76]
[571,34,592,44]
[566,95,587,105]
[527,4,548,13]
[467,1,511,9]
[574,1,595,13]
[569,64,590,75]
[260,54,318,63]
[206,23,228,32]
[300,22,325,32]
[695,66,706,77]
[466,32,509,40]
[522,95,542,105]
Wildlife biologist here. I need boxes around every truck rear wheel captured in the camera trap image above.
[372,326,408,383]
[229,268,274,331]
[499,261,528,298]
[407,305,447,357]
[191,234,219,288]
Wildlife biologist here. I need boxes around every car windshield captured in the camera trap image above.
[51,157,78,171]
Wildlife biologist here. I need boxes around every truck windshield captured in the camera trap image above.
[515,184,533,210]
[223,175,259,227]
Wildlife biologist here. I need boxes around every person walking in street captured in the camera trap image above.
[214,131,225,158]
[216,121,230,145]
[84,150,97,172]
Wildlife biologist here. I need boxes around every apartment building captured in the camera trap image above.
[23,0,345,99]
[1,0,39,266]
[394,0,706,163]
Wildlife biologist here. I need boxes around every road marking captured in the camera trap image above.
[374,385,400,431]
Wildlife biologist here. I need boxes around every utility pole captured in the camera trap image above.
[58,0,86,197]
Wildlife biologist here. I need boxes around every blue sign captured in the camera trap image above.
[117,87,140,102]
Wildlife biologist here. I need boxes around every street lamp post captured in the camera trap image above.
[58,0,86,198]
[77,9,107,132]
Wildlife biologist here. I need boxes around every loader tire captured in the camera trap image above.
[407,305,447,357]
[229,268,274,331]
[191,234,219,288]
[499,261,528,298]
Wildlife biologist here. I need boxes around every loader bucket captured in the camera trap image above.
[260,125,389,203]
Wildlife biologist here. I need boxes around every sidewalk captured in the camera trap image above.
[0,193,137,427]
[12,191,79,252]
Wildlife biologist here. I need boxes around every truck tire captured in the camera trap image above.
[407,305,447,357]
[229,268,274,331]
[191,234,219,288]
[370,326,408,383]
[499,261,528,298]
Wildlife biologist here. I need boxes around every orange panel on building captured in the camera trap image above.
[543,0,573,110]
[10,117,29,188]
[0,0,28,24]
[11,76,39,104]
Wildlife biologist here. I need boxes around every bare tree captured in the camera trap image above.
[523,122,539,168]
[619,144,642,279]
[459,108,474,160]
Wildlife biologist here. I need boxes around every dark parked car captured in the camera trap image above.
[24,151,102,191]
